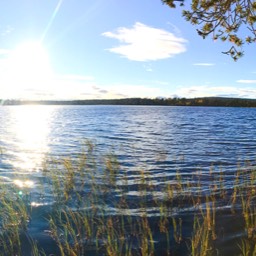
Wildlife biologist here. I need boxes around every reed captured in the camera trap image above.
[32,151,256,255]
[0,184,43,255]
[0,143,256,255]
[238,239,256,256]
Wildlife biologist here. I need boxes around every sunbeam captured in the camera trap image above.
[41,0,64,41]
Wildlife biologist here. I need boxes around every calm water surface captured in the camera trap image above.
[0,105,255,254]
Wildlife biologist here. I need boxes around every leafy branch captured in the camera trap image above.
[162,0,256,60]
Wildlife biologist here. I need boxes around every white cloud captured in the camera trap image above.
[102,22,187,61]
[22,75,126,100]
[55,74,94,81]
[193,63,215,66]
[0,67,122,100]
[0,25,14,37]
[151,80,169,86]
[0,49,10,56]
[143,63,153,72]
[110,84,162,98]
[175,86,256,99]
[236,80,256,84]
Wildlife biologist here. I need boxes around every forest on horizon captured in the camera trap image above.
[2,97,256,107]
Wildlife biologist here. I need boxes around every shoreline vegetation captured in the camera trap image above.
[0,142,255,255]
[2,96,256,107]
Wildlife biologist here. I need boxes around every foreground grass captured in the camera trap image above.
[0,143,255,255]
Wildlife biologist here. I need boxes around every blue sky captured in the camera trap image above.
[0,0,256,100]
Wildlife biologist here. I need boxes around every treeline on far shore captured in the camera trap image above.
[2,97,256,107]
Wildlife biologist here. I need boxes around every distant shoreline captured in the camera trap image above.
[2,97,256,107]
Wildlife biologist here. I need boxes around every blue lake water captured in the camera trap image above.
[1,105,255,178]
[0,105,255,255]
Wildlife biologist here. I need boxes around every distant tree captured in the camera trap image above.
[162,0,256,60]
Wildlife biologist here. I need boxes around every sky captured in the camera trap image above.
[0,0,256,100]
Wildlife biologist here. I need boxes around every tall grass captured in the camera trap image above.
[0,142,255,255]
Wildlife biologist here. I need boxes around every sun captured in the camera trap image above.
[4,40,53,99]
[10,41,50,76]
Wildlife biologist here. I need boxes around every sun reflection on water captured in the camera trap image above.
[13,179,34,188]
[8,106,53,173]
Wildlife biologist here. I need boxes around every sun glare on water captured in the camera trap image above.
[9,106,54,173]
[1,105,56,190]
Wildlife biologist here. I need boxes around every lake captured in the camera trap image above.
[0,105,255,255]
